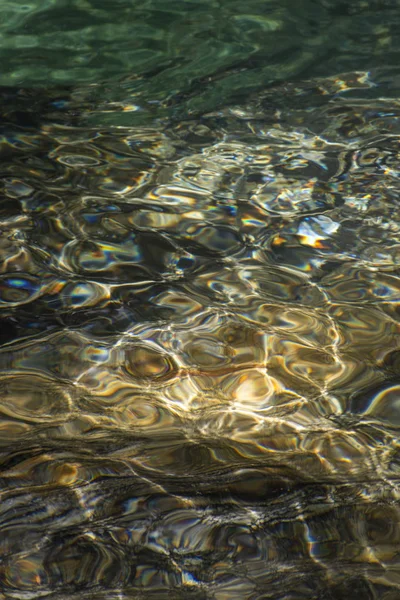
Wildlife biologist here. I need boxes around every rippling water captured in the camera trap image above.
[2,1,400,599]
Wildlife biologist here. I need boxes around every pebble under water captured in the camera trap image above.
[1,67,400,599]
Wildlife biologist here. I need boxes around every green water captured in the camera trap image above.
[2,0,400,122]
[1,1,400,599]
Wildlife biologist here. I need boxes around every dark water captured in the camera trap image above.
[2,1,400,599]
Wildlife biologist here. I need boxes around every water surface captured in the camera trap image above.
[1,2,400,599]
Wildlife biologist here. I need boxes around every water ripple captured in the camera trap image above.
[1,70,400,598]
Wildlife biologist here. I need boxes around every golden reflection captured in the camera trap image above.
[1,69,400,598]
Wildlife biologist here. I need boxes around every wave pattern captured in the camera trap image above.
[1,71,400,598]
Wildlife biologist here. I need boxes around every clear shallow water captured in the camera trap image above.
[1,2,400,599]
